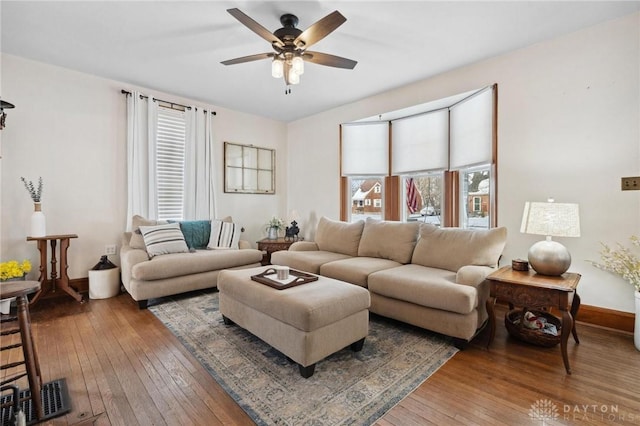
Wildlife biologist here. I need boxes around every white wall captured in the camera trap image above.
[0,54,287,279]
[286,13,640,312]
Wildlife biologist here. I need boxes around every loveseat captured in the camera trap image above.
[271,217,507,345]
[120,215,263,308]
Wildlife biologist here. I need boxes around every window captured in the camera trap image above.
[460,166,491,229]
[404,174,443,226]
[340,84,497,228]
[156,106,186,221]
[349,177,384,222]
[341,122,389,223]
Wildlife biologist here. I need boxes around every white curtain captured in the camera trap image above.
[126,92,158,229]
[183,108,217,220]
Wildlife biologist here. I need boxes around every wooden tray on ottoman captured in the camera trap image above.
[505,309,561,347]
[251,268,318,290]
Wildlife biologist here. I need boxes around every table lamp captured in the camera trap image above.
[520,198,580,276]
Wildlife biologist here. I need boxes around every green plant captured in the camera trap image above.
[588,236,640,292]
[20,176,43,202]
[266,216,285,231]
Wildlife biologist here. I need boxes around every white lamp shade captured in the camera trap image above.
[289,68,300,84]
[520,201,581,237]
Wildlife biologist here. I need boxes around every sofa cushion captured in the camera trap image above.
[411,224,507,272]
[357,218,419,263]
[139,223,190,258]
[319,256,402,288]
[130,215,167,250]
[270,250,352,274]
[132,249,263,281]
[315,217,364,257]
[208,220,240,249]
[368,264,478,315]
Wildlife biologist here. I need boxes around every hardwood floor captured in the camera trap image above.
[2,292,639,425]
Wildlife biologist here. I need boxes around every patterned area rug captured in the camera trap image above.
[149,290,458,426]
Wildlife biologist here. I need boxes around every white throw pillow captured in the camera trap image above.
[208,220,240,249]
[138,223,189,258]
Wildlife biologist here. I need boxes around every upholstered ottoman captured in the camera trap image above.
[217,267,370,378]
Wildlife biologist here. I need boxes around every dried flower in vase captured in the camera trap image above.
[20,176,43,202]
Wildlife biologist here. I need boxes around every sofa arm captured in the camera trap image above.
[288,241,319,251]
[456,265,495,287]
[120,244,150,288]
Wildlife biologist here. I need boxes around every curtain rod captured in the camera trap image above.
[120,90,216,115]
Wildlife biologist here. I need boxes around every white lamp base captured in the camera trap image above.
[528,240,571,276]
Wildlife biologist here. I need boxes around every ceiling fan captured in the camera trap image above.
[221,8,357,93]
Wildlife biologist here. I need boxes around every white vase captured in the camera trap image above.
[635,290,640,351]
[268,227,278,240]
[30,202,46,237]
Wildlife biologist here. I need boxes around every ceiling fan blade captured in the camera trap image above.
[304,51,357,69]
[221,52,274,66]
[227,8,284,48]
[293,10,346,49]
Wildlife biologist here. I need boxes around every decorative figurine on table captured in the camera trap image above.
[284,220,300,242]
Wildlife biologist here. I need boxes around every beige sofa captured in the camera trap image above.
[271,217,507,346]
[120,216,263,308]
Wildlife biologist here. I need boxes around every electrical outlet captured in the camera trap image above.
[621,176,640,191]
[105,244,117,255]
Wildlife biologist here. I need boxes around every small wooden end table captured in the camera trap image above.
[26,234,84,305]
[257,238,296,265]
[486,266,581,374]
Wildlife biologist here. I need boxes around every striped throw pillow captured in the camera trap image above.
[139,223,189,258]
[208,220,240,249]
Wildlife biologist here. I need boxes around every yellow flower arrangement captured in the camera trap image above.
[0,260,32,281]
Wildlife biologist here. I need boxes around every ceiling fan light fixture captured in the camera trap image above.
[292,56,304,75]
[271,58,284,78]
[288,68,300,85]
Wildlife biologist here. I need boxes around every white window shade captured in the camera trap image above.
[449,87,494,170]
[156,107,186,220]
[392,109,448,174]
[341,122,389,176]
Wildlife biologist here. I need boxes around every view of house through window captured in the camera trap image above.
[404,174,443,226]
[350,177,384,222]
[460,166,491,229]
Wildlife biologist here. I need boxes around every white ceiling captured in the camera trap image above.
[2,1,638,122]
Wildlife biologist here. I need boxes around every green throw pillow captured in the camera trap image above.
[178,220,212,249]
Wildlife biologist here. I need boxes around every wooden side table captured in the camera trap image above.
[486,266,581,374]
[26,234,84,305]
[257,238,295,265]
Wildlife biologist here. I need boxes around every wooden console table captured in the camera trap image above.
[486,266,581,374]
[26,234,84,305]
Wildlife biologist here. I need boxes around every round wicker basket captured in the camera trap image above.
[504,309,561,347]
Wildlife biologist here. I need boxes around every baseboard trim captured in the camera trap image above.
[575,304,634,333]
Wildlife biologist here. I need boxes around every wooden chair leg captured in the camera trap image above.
[16,295,43,420]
